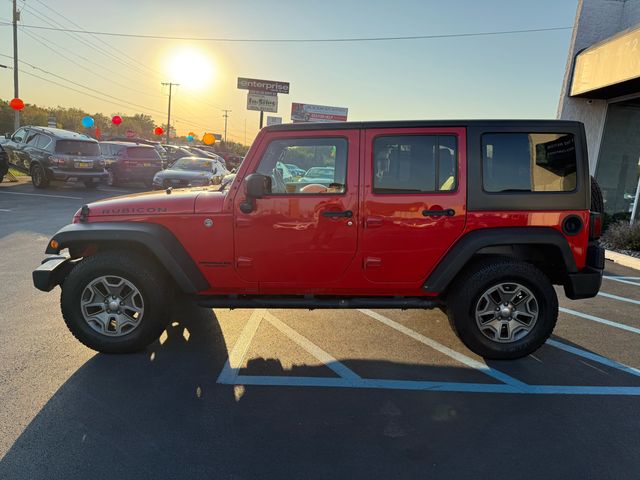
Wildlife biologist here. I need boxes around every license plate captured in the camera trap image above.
[75,161,93,169]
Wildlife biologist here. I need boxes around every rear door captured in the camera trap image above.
[361,127,467,284]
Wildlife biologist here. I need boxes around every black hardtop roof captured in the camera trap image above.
[264,119,584,132]
[24,126,97,142]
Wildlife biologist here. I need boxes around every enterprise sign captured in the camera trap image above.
[237,77,290,95]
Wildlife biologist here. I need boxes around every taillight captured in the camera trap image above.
[589,212,602,240]
[48,155,66,166]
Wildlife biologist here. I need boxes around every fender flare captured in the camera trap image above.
[423,227,577,293]
[45,222,209,294]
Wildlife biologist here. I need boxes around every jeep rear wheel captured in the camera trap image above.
[31,163,50,188]
[61,251,171,353]
[446,258,558,359]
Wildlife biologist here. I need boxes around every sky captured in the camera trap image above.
[0,0,579,143]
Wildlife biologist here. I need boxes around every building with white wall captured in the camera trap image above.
[558,0,640,220]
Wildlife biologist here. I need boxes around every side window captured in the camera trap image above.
[26,133,41,146]
[12,128,27,143]
[24,130,38,145]
[373,135,458,193]
[256,137,348,194]
[35,135,52,150]
[100,144,111,156]
[482,133,577,193]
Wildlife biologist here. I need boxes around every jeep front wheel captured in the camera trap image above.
[446,259,558,360]
[61,251,171,353]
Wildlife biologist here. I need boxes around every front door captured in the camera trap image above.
[234,131,359,289]
[362,127,467,284]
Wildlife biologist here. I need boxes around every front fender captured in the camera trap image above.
[45,222,209,294]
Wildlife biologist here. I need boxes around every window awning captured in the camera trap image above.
[570,24,640,98]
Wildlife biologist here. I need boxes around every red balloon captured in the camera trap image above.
[10,98,25,111]
[111,115,122,125]
[154,127,164,136]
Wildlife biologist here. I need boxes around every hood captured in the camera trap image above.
[80,189,206,220]
[155,169,213,181]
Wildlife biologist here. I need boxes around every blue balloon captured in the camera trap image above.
[186,135,194,142]
[81,116,94,128]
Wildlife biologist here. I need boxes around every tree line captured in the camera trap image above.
[0,99,249,155]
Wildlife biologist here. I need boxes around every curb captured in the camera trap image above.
[605,249,640,271]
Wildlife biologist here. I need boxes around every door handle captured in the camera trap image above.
[422,209,455,217]
[322,210,353,218]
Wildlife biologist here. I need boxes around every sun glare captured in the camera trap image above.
[164,47,215,90]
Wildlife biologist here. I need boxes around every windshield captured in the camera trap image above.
[304,167,334,178]
[55,140,100,156]
[172,157,212,171]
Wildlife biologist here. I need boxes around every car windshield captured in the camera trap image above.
[172,157,212,171]
[303,167,334,179]
[55,140,100,156]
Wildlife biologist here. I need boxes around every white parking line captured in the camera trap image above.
[546,339,640,377]
[358,309,528,388]
[263,311,361,381]
[217,309,640,396]
[604,276,640,287]
[0,190,83,200]
[0,208,11,212]
[216,309,264,384]
[598,291,640,305]
[226,375,640,396]
[560,307,640,335]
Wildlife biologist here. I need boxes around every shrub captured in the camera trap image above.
[602,221,640,251]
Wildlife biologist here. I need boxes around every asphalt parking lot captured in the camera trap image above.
[1,178,639,479]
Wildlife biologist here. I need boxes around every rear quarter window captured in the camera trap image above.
[482,133,577,193]
[55,140,100,157]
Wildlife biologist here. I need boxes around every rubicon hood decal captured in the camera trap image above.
[87,188,206,216]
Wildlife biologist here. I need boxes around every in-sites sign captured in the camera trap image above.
[247,91,278,113]
[237,77,290,95]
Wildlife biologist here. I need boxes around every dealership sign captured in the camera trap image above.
[291,103,348,123]
[237,77,290,95]
[266,116,283,126]
[247,91,278,113]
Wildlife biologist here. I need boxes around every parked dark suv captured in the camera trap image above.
[99,141,163,188]
[3,126,107,188]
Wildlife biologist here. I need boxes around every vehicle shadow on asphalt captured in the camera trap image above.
[1,303,638,480]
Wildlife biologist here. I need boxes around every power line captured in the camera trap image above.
[30,0,164,78]
[0,22,572,42]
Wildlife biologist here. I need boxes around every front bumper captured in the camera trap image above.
[563,245,604,300]
[33,256,75,292]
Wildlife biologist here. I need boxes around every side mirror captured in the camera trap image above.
[245,173,271,199]
[240,173,271,213]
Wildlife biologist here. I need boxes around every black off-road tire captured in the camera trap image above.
[446,258,558,360]
[31,163,50,188]
[591,176,604,213]
[61,251,172,353]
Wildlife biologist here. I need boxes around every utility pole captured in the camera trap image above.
[222,109,231,144]
[13,0,20,130]
[161,82,178,144]
[259,111,264,129]
[244,118,247,145]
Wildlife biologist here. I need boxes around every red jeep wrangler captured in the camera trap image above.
[33,120,604,359]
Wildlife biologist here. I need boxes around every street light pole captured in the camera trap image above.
[161,82,178,144]
[13,0,20,130]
